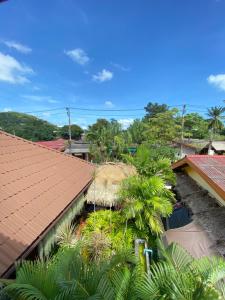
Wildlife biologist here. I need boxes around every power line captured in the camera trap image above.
[21,104,185,115]
[23,107,65,114]
[70,107,144,112]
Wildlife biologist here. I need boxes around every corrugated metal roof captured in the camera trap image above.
[211,141,225,151]
[0,131,94,277]
[172,155,225,203]
[35,139,66,151]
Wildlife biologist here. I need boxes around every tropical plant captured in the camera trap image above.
[81,210,136,258]
[86,119,131,162]
[56,222,77,248]
[123,144,176,183]
[127,119,146,144]
[138,241,225,299]
[119,176,174,234]
[207,106,225,138]
[2,245,138,300]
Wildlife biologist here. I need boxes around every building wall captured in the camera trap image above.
[184,166,225,206]
[38,194,86,257]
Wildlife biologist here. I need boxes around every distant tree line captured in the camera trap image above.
[1,103,225,149]
[0,112,84,141]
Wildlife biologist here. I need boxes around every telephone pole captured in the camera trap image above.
[66,107,72,150]
[180,104,186,158]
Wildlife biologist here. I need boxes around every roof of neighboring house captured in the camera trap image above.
[172,155,225,203]
[174,172,225,257]
[86,163,136,207]
[172,139,208,150]
[163,221,216,258]
[64,141,90,154]
[35,139,66,151]
[200,141,225,152]
[0,131,94,277]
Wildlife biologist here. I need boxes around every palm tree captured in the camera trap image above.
[207,106,225,139]
[122,144,176,184]
[119,176,174,234]
[2,242,225,300]
[137,241,225,299]
[2,245,137,300]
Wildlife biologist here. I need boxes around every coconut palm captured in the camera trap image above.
[207,106,225,138]
[138,241,225,299]
[119,176,174,234]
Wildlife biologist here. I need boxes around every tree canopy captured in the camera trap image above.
[144,102,169,118]
[60,124,83,140]
[0,112,58,141]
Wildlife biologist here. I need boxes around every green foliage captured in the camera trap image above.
[86,118,131,162]
[183,113,209,139]
[38,196,85,257]
[0,112,58,141]
[119,176,174,234]
[123,144,176,183]
[2,245,138,300]
[3,242,224,300]
[144,102,169,118]
[137,241,225,299]
[56,223,77,248]
[207,106,225,136]
[60,124,83,140]
[144,109,181,143]
[81,210,135,258]
[127,119,146,144]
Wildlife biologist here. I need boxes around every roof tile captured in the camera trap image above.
[0,131,94,277]
[172,155,225,204]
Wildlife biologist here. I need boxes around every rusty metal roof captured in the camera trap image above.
[172,155,225,203]
[35,139,66,151]
[0,130,94,277]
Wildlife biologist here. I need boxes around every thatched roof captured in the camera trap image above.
[175,172,225,256]
[86,162,136,207]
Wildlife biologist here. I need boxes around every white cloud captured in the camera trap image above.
[207,74,225,91]
[3,40,32,54]
[110,62,130,72]
[0,52,33,84]
[104,100,114,108]
[65,48,90,65]
[93,69,113,82]
[42,112,51,117]
[118,118,134,129]
[22,94,60,104]
[48,99,60,104]
[2,107,12,112]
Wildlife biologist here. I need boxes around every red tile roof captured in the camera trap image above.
[35,139,66,151]
[172,155,225,203]
[0,131,94,277]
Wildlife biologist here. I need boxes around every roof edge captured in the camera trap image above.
[172,155,225,204]
[0,130,93,166]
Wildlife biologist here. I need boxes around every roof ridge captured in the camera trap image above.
[0,130,93,166]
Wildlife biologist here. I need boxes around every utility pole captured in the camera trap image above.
[180,104,186,158]
[66,107,72,151]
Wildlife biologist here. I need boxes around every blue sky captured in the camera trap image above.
[1,0,225,128]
